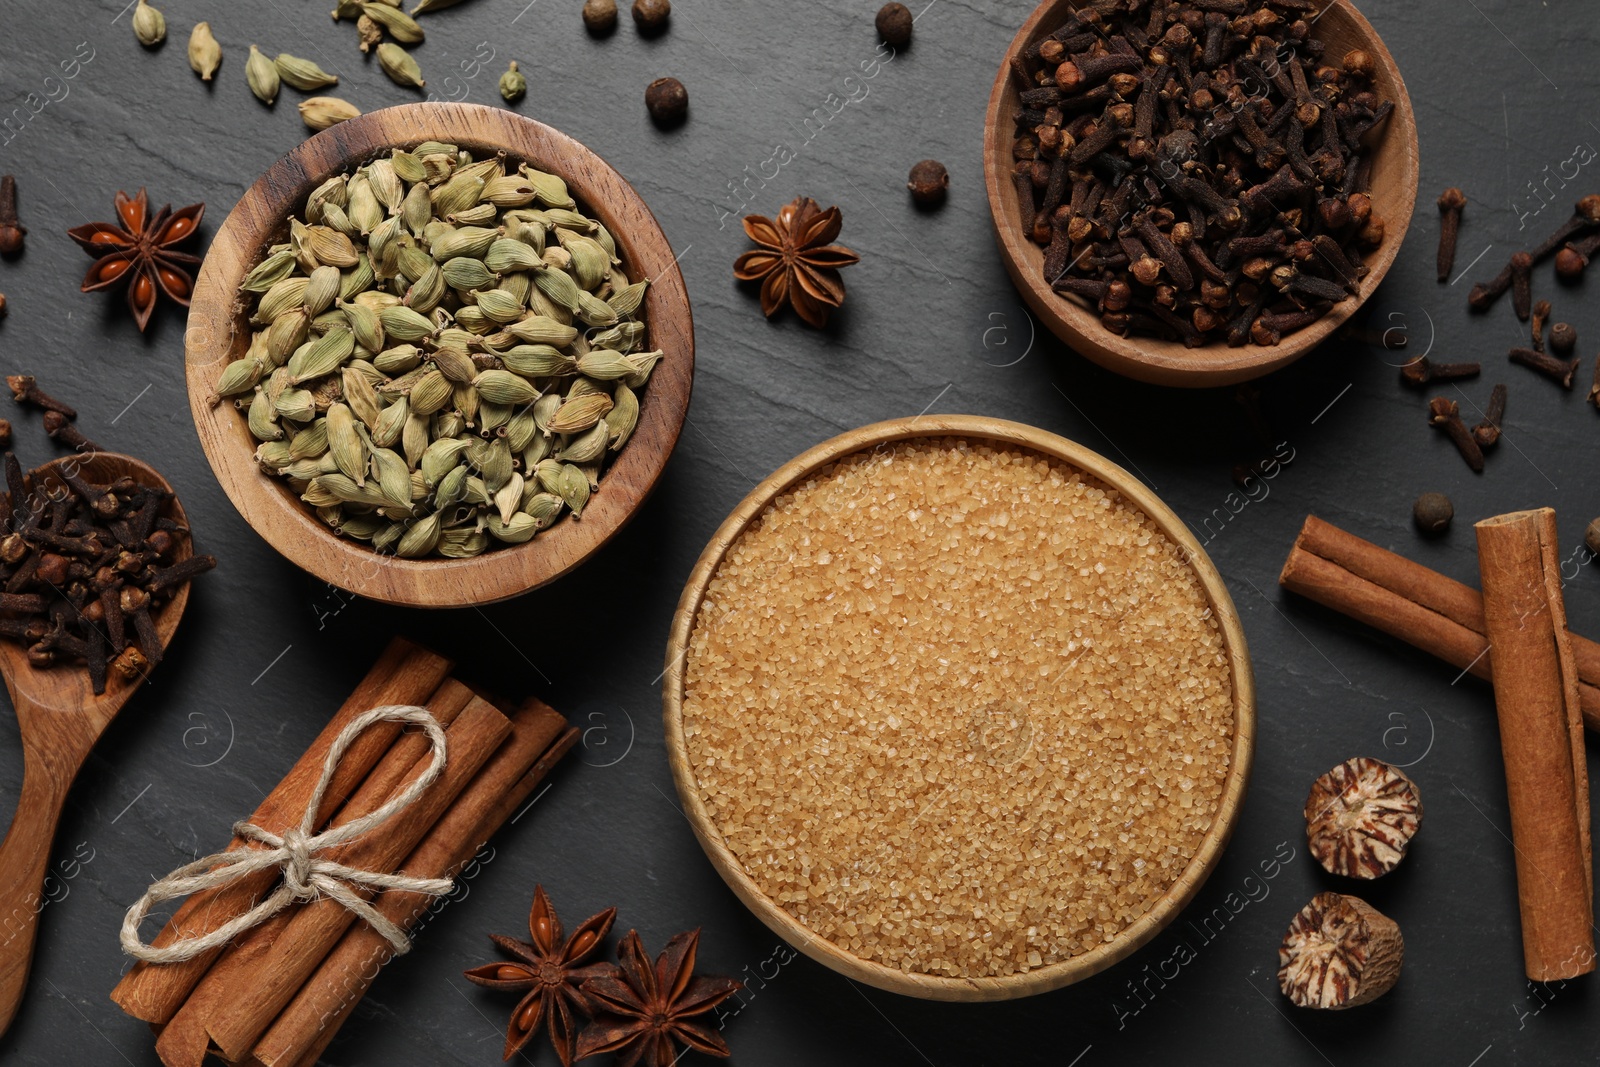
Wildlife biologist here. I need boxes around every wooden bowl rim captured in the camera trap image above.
[662,415,1256,1001]
[183,102,693,608]
[982,0,1420,387]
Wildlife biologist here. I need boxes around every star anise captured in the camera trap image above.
[733,196,859,328]
[463,885,618,1065]
[67,188,204,332]
[576,927,743,1067]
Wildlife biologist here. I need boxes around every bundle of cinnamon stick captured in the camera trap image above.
[110,637,578,1066]
[1282,513,1595,981]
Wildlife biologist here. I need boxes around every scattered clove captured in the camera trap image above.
[43,411,102,453]
[1589,359,1600,412]
[1436,187,1465,282]
[1474,196,1600,308]
[1400,356,1478,388]
[1530,299,1551,353]
[7,376,76,419]
[1471,383,1507,449]
[1428,397,1484,472]
[1509,347,1579,389]
[1509,251,1533,321]
[0,176,23,257]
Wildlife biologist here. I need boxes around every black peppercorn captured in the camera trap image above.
[1549,321,1577,356]
[1413,492,1454,537]
[632,0,669,35]
[876,2,913,48]
[1587,517,1600,557]
[583,0,617,34]
[644,77,688,127]
[907,159,948,207]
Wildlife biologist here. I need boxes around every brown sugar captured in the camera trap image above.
[681,438,1235,977]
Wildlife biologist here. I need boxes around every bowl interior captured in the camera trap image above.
[185,103,693,607]
[663,416,1256,1000]
[984,0,1419,387]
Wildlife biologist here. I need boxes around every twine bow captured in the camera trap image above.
[120,705,454,963]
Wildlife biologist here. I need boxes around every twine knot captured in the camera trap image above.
[120,706,456,964]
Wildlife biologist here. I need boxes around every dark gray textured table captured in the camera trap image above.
[0,1,1596,1063]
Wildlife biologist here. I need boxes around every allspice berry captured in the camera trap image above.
[582,0,618,34]
[1413,492,1453,536]
[632,0,670,35]
[644,77,687,127]
[1586,517,1600,558]
[1549,321,1577,355]
[876,2,913,48]
[1555,246,1588,281]
[907,160,949,207]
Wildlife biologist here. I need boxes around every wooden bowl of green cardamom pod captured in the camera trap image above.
[184,103,694,608]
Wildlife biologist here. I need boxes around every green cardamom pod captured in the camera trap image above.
[427,225,498,261]
[361,3,425,44]
[267,308,313,364]
[439,528,491,558]
[289,419,330,460]
[483,176,537,208]
[546,392,613,434]
[484,238,542,274]
[493,472,525,524]
[371,446,414,509]
[370,395,410,448]
[408,369,453,415]
[366,159,403,211]
[299,96,361,131]
[246,44,281,105]
[346,177,383,234]
[499,345,576,378]
[486,512,540,544]
[623,349,664,388]
[245,389,281,444]
[342,367,384,428]
[373,344,423,374]
[606,382,639,451]
[304,226,361,268]
[448,202,500,227]
[256,441,295,470]
[479,438,514,492]
[556,231,609,291]
[555,463,590,517]
[306,175,349,221]
[453,306,492,334]
[390,150,427,184]
[289,326,356,383]
[588,320,644,353]
[575,349,634,381]
[523,492,564,528]
[576,290,619,327]
[441,256,498,292]
[473,369,539,405]
[400,182,434,238]
[454,382,481,425]
[339,254,375,301]
[607,278,649,318]
[189,22,222,80]
[254,277,310,324]
[403,412,432,466]
[275,53,340,90]
[325,403,367,485]
[275,387,317,424]
[531,264,584,313]
[519,166,576,210]
[304,264,342,316]
[404,263,446,313]
[504,315,578,347]
[470,288,525,325]
[556,421,609,464]
[133,0,166,47]
[430,174,486,220]
[421,436,470,484]
[241,250,296,293]
[393,512,441,557]
[341,299,386,353]
[320,202,360,239]
[430,344,478,384]
[378,42,426,88]
[499,60,527,103]
[379,304,436,341]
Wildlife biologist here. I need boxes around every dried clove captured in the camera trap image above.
[1471,383,1507,449]
[0,176,23,257]
[1473,196,1600,308]
[7,376,76,419]
[1400,356,1479,388]
[1436,187,1465,282]
[1530,300,1551,353]
[1509,347,1579,389]
[1509,251,1533,321]
[1427,397,1484,472]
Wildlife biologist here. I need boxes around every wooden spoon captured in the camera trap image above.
[0,453,193,1036]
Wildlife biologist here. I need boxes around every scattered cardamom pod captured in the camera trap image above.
[132,0,166,47]
[361,3,425,44]
[356,13,384,52]
[246,44,280,105]
[218,144,663,559]
[188,22,222,81]
[377,43,425,89]
[499,60,527,104]
[275,53,340,91]
[299,96,361,131]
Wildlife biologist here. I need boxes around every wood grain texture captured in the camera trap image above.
[661,415,1256,1001]
[184,102,694,607]
[0,454,192,1037]
[982,0,1420,387]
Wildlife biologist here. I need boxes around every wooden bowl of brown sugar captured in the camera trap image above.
[663,416,1255,1000]
[983,0,1419,387]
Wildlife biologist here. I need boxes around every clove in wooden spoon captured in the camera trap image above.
[0,453,196,1036]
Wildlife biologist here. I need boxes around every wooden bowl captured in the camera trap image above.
[983,0,1419,387]
[662,415,1256,1000]
[184,103,693,607]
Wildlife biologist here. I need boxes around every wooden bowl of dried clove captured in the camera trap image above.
[984,0,1419,387]
[184,102,694,607]
[664,415,1256,1000]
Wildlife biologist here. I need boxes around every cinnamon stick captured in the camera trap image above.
[202,696,512,1062]
[112,637,453,1025]
[153,679,479,1067]
[253,704,577,1067]
[1279,515,1600,729]
[1477,509,1595,981]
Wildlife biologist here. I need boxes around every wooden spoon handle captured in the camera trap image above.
[0,753,71,1037]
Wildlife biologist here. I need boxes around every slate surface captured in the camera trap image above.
[0,1,1596,1064]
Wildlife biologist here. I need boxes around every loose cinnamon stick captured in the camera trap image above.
[1279,515,1600,729]
[203,696,512,1062]
[153,679,479,1067]
[253,704,577,1067]
[112,638,453,1025]
[1477,509,1594,981]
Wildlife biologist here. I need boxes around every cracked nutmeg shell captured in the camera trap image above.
[1279,893,1403,1009]
[1304,756,1421,879]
